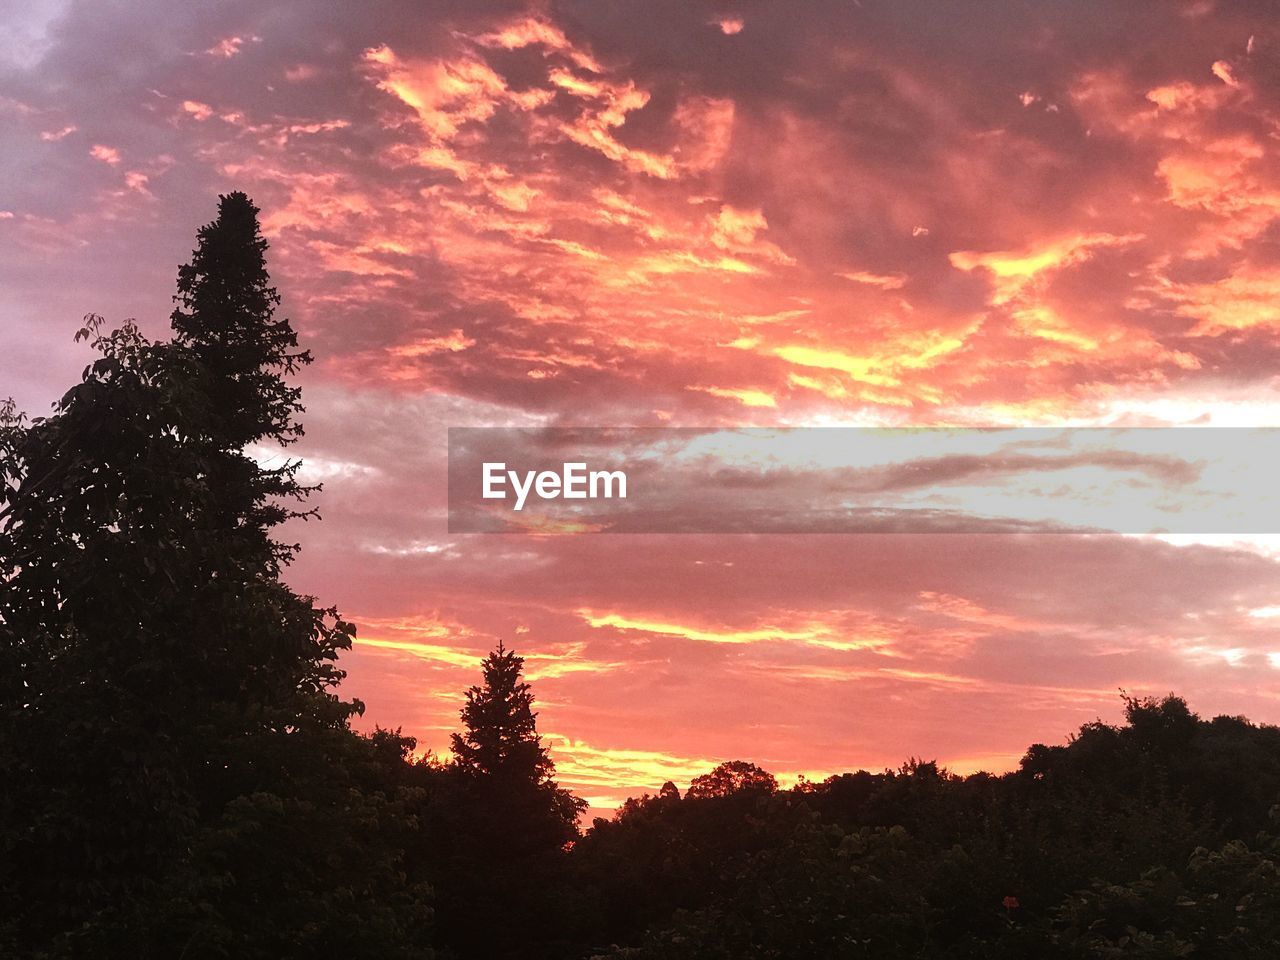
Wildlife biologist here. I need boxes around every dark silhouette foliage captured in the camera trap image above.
[171,190,310,450]
[0,196,428,958]
[686,759,778,798]
[4,193,1280,959]
[452,641,555,783]
[575,696,1280,959]
[431,643,586,959]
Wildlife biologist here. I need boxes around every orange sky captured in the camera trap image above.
[4,0,1280,810]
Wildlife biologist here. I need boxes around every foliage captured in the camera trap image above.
[453,642,553,782]
[0,196,428,958]
[578,697,1280,960]
[432,643,587,959]
[171,190,310,451]
[686,759,778,799]
[1056,819,1280,959]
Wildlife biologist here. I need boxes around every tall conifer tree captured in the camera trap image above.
[452,642,555,784]
[432,645,585,958]
[0,196,430,957]
[172,190,309,450]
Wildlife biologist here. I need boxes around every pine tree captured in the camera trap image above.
[0,197,434,956]
[451,641,555,784]
[172,190,310,450]
[433,644,586,959]
[163,194,348,717]
[170,191,314,550]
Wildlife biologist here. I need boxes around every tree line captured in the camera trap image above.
[2,194,1279,958]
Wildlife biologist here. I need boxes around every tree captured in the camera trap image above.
[686,760,778,799]
[0,196,433,957]
[452,642,554,781]
[431,644,585,958]
[1122,692,1199,755]
[0,319,230,949]
[160,192,347,726]
[448,641,584,845]
[165,192,314,581]
[171,190,309,451]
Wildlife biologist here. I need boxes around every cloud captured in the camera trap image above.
[89,143,120,164]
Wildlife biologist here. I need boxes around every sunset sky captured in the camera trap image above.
[4,0,1280,810]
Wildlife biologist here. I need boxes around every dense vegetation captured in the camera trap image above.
[2,195,1279,958]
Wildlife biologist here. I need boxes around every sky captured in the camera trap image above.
[3,0,1280,810]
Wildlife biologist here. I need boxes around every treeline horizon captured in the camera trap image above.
[3,194,1280,959]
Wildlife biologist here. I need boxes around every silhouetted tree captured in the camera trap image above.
[452,641,554,783]
[431,644,585,959]
[449,643,585,843]
[0,196,434,958]
[686,760,778,798]
[582,695,1280,960]
[172,190,309,451]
